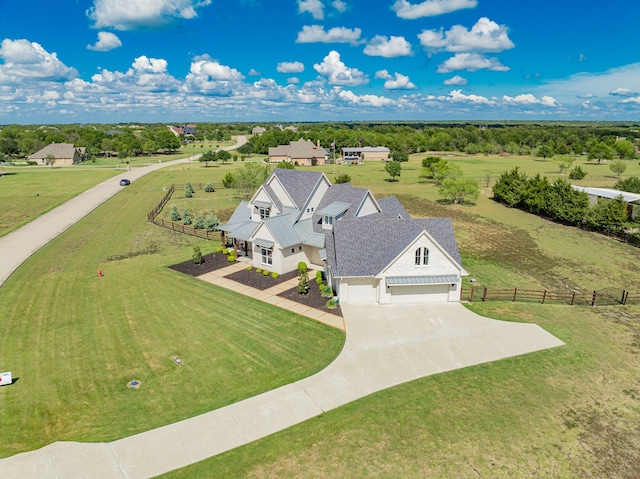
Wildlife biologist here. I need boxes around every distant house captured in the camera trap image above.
[268,138,328,166]
[252,126,266,135]
[572,186,640,219]
[219,169,467,304]
[340,147,390,163]
[28,143,86,166]
[168,124,197,137]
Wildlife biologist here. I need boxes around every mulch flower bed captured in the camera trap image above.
[168,253,231,276]
[279,284,342,316]
[226,268,298,290]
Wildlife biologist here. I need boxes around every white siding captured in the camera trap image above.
[383,234,460,278]
[267,177,295,208]
[356,193,380,217]
[300,180,330,221]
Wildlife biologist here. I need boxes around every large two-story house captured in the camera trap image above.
[218,169,467,304]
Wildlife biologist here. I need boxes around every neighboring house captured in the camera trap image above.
[252,126,266,135]
[28,143,86,166]
[168,124,197,137]
[219,169,467,305]
[340,147,390,163]
[268,138,328,166]
[572,185,640,219]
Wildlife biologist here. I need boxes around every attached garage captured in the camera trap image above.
[386,275,458,304]
[340,277,378,303]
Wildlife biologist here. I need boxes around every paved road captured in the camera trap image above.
[0,303,564,478]
[0,137,246,288]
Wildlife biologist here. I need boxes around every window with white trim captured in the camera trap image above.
[324,215,333,225]
[259,207,270,219]
[261,247,272,265]
[415,247,429,266]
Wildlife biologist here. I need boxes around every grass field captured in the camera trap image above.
[160,155,640,478]
[0,168,119,237]
[2,152,640,476]
[0,162,344,458]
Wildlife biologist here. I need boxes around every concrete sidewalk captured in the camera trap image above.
[0,303,564,479]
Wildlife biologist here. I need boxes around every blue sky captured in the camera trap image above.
[1,0,639,124]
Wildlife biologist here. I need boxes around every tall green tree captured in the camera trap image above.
[588,141,613,164]
[439,178,479,204]
[235,162,270,198]
[199,150,217,167]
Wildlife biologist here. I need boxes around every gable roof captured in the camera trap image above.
[312,183,379,227]
[329,217,462,277]
[28,143,80,160]
[571,185,640,204]
[269,169,327,210]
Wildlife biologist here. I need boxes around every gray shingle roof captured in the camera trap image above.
[377,196,410,218]
[271,169,326,210]
[329,217,462,277]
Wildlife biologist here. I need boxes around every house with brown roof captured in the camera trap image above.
[340,147,390,163]
[268,138,328,166]
[28,143,86,166]
[219,169,467,304]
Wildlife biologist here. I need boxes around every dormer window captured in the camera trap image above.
[324,215,333,226]
[415,247,429,266]
[259,207,270,219]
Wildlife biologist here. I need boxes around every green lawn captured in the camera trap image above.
[161,156,640,478]
[0,163,344,458]
[0,168,119,237]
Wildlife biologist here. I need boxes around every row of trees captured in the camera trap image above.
[492,168,633,230]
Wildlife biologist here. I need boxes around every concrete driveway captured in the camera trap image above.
[0,302,563,478]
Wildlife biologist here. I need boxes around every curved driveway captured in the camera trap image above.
[0,134,564,477]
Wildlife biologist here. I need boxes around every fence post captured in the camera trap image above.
[591,290,597,307]
[571,291,575,306]
[513,288,518,302]
[482,287,488,302]
[469,287,474,302]
[621,290,627,305]
[542,290,547,304]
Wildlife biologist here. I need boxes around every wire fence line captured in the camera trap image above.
[462,286,640,306]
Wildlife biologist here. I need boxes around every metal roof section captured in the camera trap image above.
[303,232,325,248]
[571,185,640,204]
[319,248,327,260]
[317,201,351,216]
[386,275,460,286]
[253,200,272,208]
[341,147,391,153]
[231,221,259,241]
[253,238,275,248]
[226,201,251,224]
[263,214,303,248]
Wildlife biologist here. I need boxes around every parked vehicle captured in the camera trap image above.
[119,179,131,186]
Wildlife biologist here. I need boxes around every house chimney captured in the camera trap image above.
[317,139,320,147]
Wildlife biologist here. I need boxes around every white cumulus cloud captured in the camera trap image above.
[418,17,514,53]
[440,89,493,105]
[443,75,467,85]
[437,53,509,73]
[610,87,638,97]
[338,90,394,106]
[87,0,212,30]
[502,93,559,106]
[298,0,325,19]
[364,35,412,57]
[332,0,347,13]
[297,25,362,45]
[314,50,368,86]
[277,61,305,74]
[0,39,78,84]
[184,57,245,94]
[375,70,417,89]
[87,32,122,51]
[392,0,477,19]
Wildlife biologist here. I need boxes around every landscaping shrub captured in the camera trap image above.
[182,210,192,225]
[227,254,235,262]
[192,246,203,264]
[185,182,195,194]
[321,285,334,298]
[215,246,224,253]
[271,272,278,279]
[222,172,235,188]
[263,269,270,276]
[246,265,253,271]
[326,298,338,309]
[204,182,215,192]
[222,248,229,255]
[297,262,308,273]
[615,176,640,193]
[256,268,262,274]
[192,216,205,229]
[184,184,193,198]
[297,267,309,294]
[334,173,351,184]
[170,205,181,221]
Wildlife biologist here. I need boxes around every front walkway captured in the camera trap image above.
[0,303,564,479]
[197,262,345,331]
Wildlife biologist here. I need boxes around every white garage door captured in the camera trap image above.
[344,278,378,303]
[389,284,450,304]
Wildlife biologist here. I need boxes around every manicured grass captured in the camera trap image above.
[0,164,344,458]
[161,157,640,478]
[0,168,119,237]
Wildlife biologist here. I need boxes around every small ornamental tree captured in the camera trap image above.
[384,160,402,181]
[217,150,231,163]
[192,246,203,264]
[184,184,193,198]
[204,182,215,192]
[182,209,192,225]
[222,172,235,188]
[170,205,181,221]
[204,214,220,231]
[297,262,309,294]
[185,182,195,194]
[199,150,217,167]
[192,216,205,229]
[334,173,351,184]
[556,156,575,174]
[439,178,480,205]
[568,166,587,180]
[610,160,627,178]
